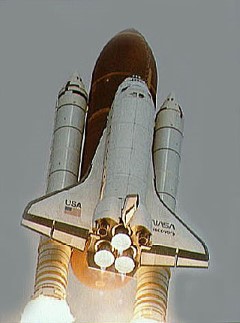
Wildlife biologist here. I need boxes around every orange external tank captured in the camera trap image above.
[71,29,158,290]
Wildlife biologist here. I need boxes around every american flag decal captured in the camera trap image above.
[64,205,81,217]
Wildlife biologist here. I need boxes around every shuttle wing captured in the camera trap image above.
[142,165,209,268]
[22,131,107,250]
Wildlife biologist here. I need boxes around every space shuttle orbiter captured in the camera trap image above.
[22,74,208,277]
[21,30,209,323]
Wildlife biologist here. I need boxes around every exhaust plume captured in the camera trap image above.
[20,295,74,323]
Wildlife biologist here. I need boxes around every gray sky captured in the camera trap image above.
[0,1,240,322]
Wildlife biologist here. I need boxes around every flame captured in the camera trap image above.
[20,295,74,323]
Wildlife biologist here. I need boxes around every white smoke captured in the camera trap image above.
[20,295,75,323]
[131,319,162,323]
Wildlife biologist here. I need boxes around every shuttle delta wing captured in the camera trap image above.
[141,165,209,268]
[22,131,107,250]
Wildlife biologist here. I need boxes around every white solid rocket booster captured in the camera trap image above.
[132,93,184,323]
[153,93,184,212]
[33,73,87,300]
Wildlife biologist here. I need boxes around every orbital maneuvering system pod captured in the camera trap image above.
[21,29,209,322]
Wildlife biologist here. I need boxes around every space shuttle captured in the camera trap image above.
[22,30,208,279]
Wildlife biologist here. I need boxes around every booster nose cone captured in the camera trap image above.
[67,72,87,95]
[58,71,87,100]
[160,92,183,117]
[166,92,176,102]
[69,71,82,83]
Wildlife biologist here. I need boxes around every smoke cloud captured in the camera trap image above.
[20,295,74,323]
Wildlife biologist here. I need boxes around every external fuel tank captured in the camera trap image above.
[71,29,158,289]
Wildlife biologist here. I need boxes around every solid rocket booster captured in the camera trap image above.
[133,267,171,322]
[154,93,184,211]
[47,73,87,190]
[132,94,184,323]
[33,74,88,299]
